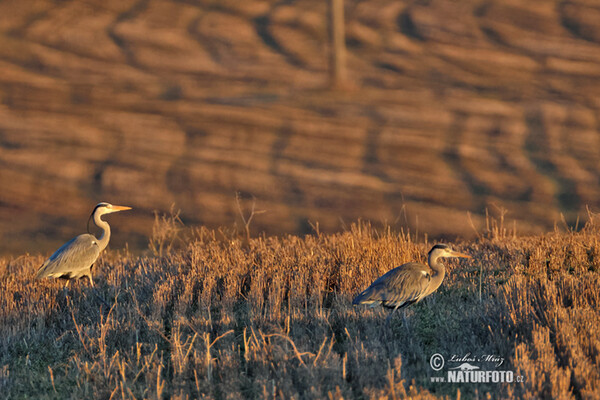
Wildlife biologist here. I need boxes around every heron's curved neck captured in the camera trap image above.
[93,211,111,251]
[426,252,446,296]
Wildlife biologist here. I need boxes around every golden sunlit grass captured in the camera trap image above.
[1,213,599,399]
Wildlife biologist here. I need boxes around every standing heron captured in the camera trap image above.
[35,202,132,286]
[352,244,471,323]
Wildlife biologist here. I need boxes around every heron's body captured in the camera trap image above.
[354,262,435,309]
[352,244,470,322]
[36,234,101,283]
[35,202,131,286]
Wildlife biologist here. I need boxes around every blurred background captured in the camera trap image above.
[1,0,600,255]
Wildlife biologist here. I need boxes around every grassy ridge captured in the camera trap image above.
[1,219,599,399]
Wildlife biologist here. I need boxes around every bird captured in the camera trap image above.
[35,202,132,287]
[352,244,471,323]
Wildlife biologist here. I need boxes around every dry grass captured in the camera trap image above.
[1,214,600,399]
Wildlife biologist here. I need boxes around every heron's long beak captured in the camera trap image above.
[450,250,471,258]
[111,205,132,212]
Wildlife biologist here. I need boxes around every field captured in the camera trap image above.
[1,214,600,399]
[2,0,600,254]
[2,1,600,397]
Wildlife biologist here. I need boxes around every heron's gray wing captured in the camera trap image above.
[36,234,100,279]
[352,262,431,308]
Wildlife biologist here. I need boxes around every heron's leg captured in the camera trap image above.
[85,266,94,287]
[402,310,410,333]
[61,279,71,301]
[385,304,402,327]
[385,313,392,328]
[87,268,109,309]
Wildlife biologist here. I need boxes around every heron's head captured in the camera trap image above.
[428,244,471,259]
[93,202,132,216]
[87,202,132,232]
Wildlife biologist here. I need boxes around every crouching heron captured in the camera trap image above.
[352,244,471,323]
[35,202,132,286]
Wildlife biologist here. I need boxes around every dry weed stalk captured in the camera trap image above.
[149,204,184,257]
[235,192,266,243]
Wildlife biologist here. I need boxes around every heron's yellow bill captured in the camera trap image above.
[450,250,471,258]
[112,205,132,211]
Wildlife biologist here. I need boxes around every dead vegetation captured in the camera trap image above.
[1,213,599,399]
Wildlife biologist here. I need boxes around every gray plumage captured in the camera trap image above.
[35,202,131,286]
[353,244,471,322]
[353,262,432,309]
[36,235,100,284]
